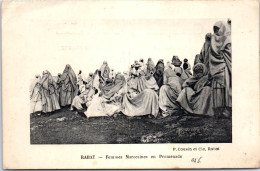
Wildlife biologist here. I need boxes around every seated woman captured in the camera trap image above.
[30,75,42,114]
[176,63,214,116]
[136,63,159,92]
[159,63,183,117]
[153,59,165,88]
[101,72,126,99]
[70,87,91,111]
[121,88,159,118]
[84,86,125,118]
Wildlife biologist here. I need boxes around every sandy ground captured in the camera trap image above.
[30,107,232,144]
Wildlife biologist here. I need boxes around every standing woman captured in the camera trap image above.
[199,33,212,74]
[100,61,110,79]
[30,75,42,114]
[58,64,77,107]
[209,20,232,118]
[145,58,156,75]
[40,70,60,113]
[153,59,165,88]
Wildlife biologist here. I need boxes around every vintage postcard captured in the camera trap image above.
[2,0,260,169]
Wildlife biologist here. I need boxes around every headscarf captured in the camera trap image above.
[172,56,182,67]
[194,54,202,65]
[146,58,156,74]
[154,59,165,87]
[78,71,87,82]
[198,33,211,73]
[60,64,77,90]
[193,63,206,79]
[155,59,164,73]
[40,70,56,91]
[182,63,209,91]
[40,70,57,105]
[211,21,231,54]
[100,61,110,78]
[30,74,41,97]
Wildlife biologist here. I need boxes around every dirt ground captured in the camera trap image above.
[30,107,232,144]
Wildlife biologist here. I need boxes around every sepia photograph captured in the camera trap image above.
[29,18,232,144]
[2,0,259,169]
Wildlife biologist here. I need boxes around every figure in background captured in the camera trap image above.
[129,64,135,77]
[123,71,129,81]
[92,69,102,94]
[85,72,94,90]
[39,70,60,113]
[139,58,146,71]
[100,61,110,79]
[153,59,165,88]
[198,33,212,74]
[30,75,42,114]
[159,62,182,117]
[171,55,188,81]
[70,72,95,111]
[136,60,159,92]
[58,64,77,107]
[77,70,87,88]
[194,54,202,66]
[177,63,213,116]
[227,18,231,27]
[109,69,116,80]
[55,73,62,101]
[209,20,232,118]
[172,56,182,67]
[145,58,156,75]
[101,71,126,99]
[182,58,192,79]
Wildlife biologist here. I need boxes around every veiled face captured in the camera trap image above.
[193,63,205,79]
[43,70,48,75]
[213,21,225,36]
[205,33,211,41]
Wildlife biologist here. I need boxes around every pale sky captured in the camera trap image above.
[16,4,223,78]
[29,18,220,78]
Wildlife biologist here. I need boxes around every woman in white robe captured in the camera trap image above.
[177,63,214,116]
[40,70,60,113]
[122,88,159,117]
[30,75,42,114]
[84,86,125,118]
[136,67,159,92]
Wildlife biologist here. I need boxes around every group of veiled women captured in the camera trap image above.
[30,20,231,119]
